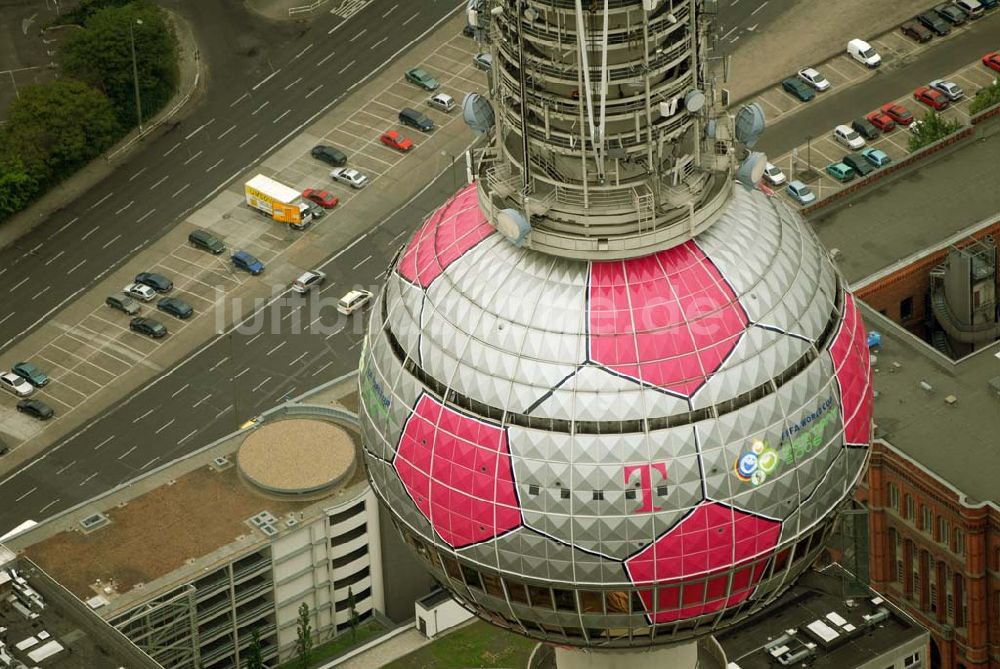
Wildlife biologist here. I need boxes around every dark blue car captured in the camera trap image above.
[232,250,265,275]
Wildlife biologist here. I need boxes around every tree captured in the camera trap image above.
[245,630,264,669]
[59,0,179,129]
[295,602,313,669]
[0,152,40,222]
[347,586,359,641]
[4,80,118,183]
[969,79,1000,115]
[907,111,963,152]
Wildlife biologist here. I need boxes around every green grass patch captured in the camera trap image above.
[276,621,384,669]
[384,620,536,669]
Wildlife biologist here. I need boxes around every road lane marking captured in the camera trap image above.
[56,461,76,475]
[136,208,156,223]
[273,109,291,123]
[403,12,419,25]
[312,361,334,376]
[171,383,189,398]
[318,51,336,66]
[192,393,212,408]
[15,487,36,502]
[234,366,250,378]
[352,254,372,270]
[230,92,249,107]
[178,429,197,444]
[49,217,78,239]
[216,405,233,420]
[338,60,356,75]
[88,193,113,210]
[293,44,313,60]
[94,435,115,450]
[239,133,259,148]
[350,28,367,42]
[247,333,263,345]
[252,101,270,115]
[208,356,228,372]
[371,36,388,50]
[206,158,224,172]
[141,457,159,470]
[66,259,86,274]
[79,473,98,486]
[118,445,137,459]
[164,142,181,156]
[132,408,154,423]
[172,183,190,197]
[9,277,29,293]
[31,286,49,299]
[284,76,303,90]
[252,376,272,392]
[183,150,203,165]
[184,118,214,140]
[128,167,146,181]
[154,418,175,434]
[383,3,398,17]
[751,0,767,15]
[305,84,324,99]
[114,201,134,215]
[0,313,12,326]
[252,69,281,91]
[150,175,169,190]
[218,123,237,139]
[102,234,122,249]
[289,351,308,366]
[266,341,286,356]
[39,498,60,514]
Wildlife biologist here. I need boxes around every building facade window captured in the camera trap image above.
[954,528,964,556]
[921,506,932,535]
[900,296,914,320]
[937,516,948,544]
[888,482,899,511]
[905,495,915,522]
[904,652,920,668]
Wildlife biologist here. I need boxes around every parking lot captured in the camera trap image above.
[766,54,999,203]
[0,29,484,439]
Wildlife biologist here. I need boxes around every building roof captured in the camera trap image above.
[8,402,367,615]
[858,303,1000,505]
[717,564,926,669]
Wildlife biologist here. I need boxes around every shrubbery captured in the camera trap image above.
[907,111,963,152]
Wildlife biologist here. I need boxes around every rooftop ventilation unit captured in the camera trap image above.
[211,456,231,470]
[79,513,109,532]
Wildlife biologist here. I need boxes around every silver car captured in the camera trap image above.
[124,282,156,302]
[330,167,369,189]
[428,93,456,112]
[929,79,964,100]
[1,372,33,398]
[292,270,326,294]
[797,67,831,91]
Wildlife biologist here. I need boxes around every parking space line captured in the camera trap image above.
[71,324,148,359]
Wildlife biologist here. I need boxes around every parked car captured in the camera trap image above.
[866,110,897,132]
[842,153,874,177]
[851,117,880,140]
[231,251,265,275]
[900,21,933,42]
[17,398,54,420]
[787,180,816,205]
[0,372,33,398]
[982,52,1000,73]
[833,124,865,150]
[0,438,8,457]
[862,147,892,167]
[12,362,48,388]
[337,289,373,315]
[124,282,156,302]
[130,316,167,338]
[380,130,414,152]
[762,162,786,186]
[472,53,492,71]
[781,77,815,102]
[311,145,348,167]
[330,167,369,189]
[462,23,475,38]
[292,270,326,294]
[428,93,456,112]
[954,0,984,19]
[302,188,339,208]
[405,67,439,91]
[797,67,831,91]
[930,79,964,100]
[914,86,949,110]
[934,3,967,24]
[825,162,856,183]
[915,11,951,34]
[135,272,173,293]
[106,293,141,315]
[977,0,998,9]
[399,107,434,132]
[188,229,225,254]
[880,102,914,125]
[847,38,881,68]
[157,297,194,319]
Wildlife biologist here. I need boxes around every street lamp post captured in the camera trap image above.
[129,18,144,133]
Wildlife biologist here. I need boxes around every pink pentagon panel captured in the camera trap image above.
[393,394,522,548]
[828,292,873,446]
[396,183,494,289]
[588,242,749,396]
[624,501,781,623]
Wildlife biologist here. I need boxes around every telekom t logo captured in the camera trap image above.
[624,463,668,513]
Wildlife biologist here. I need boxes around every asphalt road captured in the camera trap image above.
[0,0,462,353]
[715,0,787,49]
[756,10,1000,157]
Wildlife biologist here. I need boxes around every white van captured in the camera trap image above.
[847,39,881,68]
[954,0,984,19]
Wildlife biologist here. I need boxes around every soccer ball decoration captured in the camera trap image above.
[358,182,872,648]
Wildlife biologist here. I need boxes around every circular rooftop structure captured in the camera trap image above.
[238,418,357,498]
[358,182,873,649]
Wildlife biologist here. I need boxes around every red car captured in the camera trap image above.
[983,52,1000,73]
[913,86,949,111]
[302,188,339,208]
[880,102,914,126]
[380,130,414,152]
[866,110,896,132]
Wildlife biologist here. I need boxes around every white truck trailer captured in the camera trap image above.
[244,174,313,229]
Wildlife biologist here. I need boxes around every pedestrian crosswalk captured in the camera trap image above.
[330,0,372,19]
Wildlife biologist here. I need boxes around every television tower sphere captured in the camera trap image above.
[358,0,873,656]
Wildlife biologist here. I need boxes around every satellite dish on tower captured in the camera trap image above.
[462,93,495,135]
[734,103,766,148]
[684,90,706,114]
[736,151,767,190]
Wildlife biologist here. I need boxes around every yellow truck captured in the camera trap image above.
[244,174,313,230]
